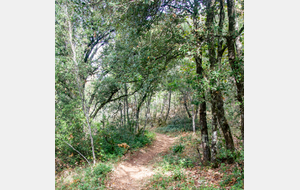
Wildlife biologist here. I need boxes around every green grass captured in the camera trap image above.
[56,162,112,190]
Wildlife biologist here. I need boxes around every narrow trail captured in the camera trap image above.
[106,133,177,190]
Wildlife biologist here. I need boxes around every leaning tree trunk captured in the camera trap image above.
[215,91,235,150]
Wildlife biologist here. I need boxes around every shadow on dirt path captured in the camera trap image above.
[105,133,177,190]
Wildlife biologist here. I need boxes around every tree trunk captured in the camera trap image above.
[164,90,172,122]
[227,0,244,142]
[206,0,235,153]
[123,97,126,126]
[195,104,199,129]
[124,83,130,126]
[183,92,192,118]
[215,91,235,151]
[210,91,218,168]
[199,100,211,165]
[65,10,96,165]
[160,92,168,119]
[195,55,211,165]
[152,97,158,126]
[144,95,152,131]
[192,104,196,133]
[120,102,123,126]
[136,93,147,133]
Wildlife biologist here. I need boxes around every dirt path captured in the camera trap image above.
[105,133,177,190]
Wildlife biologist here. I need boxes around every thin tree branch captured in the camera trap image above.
[90,86,141,119]
[56,136,91,168]
[238,24,244,36]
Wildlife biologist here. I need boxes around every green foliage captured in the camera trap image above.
[156,116,194,134]
[172,143,185,153]
[93,163,113,179]
[172,166,186,181]
[96,125,155,161]
[56,121,155,171]
[219,164,244,189]
[56,163,112,190]
[56,0,244,189]
[148,170,189,190]
[217,147,244,189]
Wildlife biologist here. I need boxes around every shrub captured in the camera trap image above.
[172,143,185,153]
[155,116,194,134]
[93,163,113,177]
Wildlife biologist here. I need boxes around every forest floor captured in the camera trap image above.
[105,133,177,190]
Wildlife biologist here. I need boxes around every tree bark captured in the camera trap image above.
[123,97,126,126]
[205,0,235,153]
[160,92,168,119]
[192,104,196,133]
[210,92,218,168]
[144,95,152,131]
[215,91,235,151]
[199,100,211,165]
[183,92,192,118]
[164,90,172,122]
[135,93,147,133]
[120,102,123,126]
[195,104,199,129]
[124,83,130,126]
[227,0,244,142]
[195,55,211,165]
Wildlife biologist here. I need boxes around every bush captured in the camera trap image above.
[93,163,113,177]
[218,147,244,189]
[172,167,186,180]
[172,143,185,153]
[156,116,194,134]
[56,122,156,172]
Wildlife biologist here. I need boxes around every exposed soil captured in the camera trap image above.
[105,133,177,190]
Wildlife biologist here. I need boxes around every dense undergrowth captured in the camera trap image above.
[56,122,155,172]
[56,162,112,190]
[55,127,156,190]
[147,119,244,189]
[155,116,195,134]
